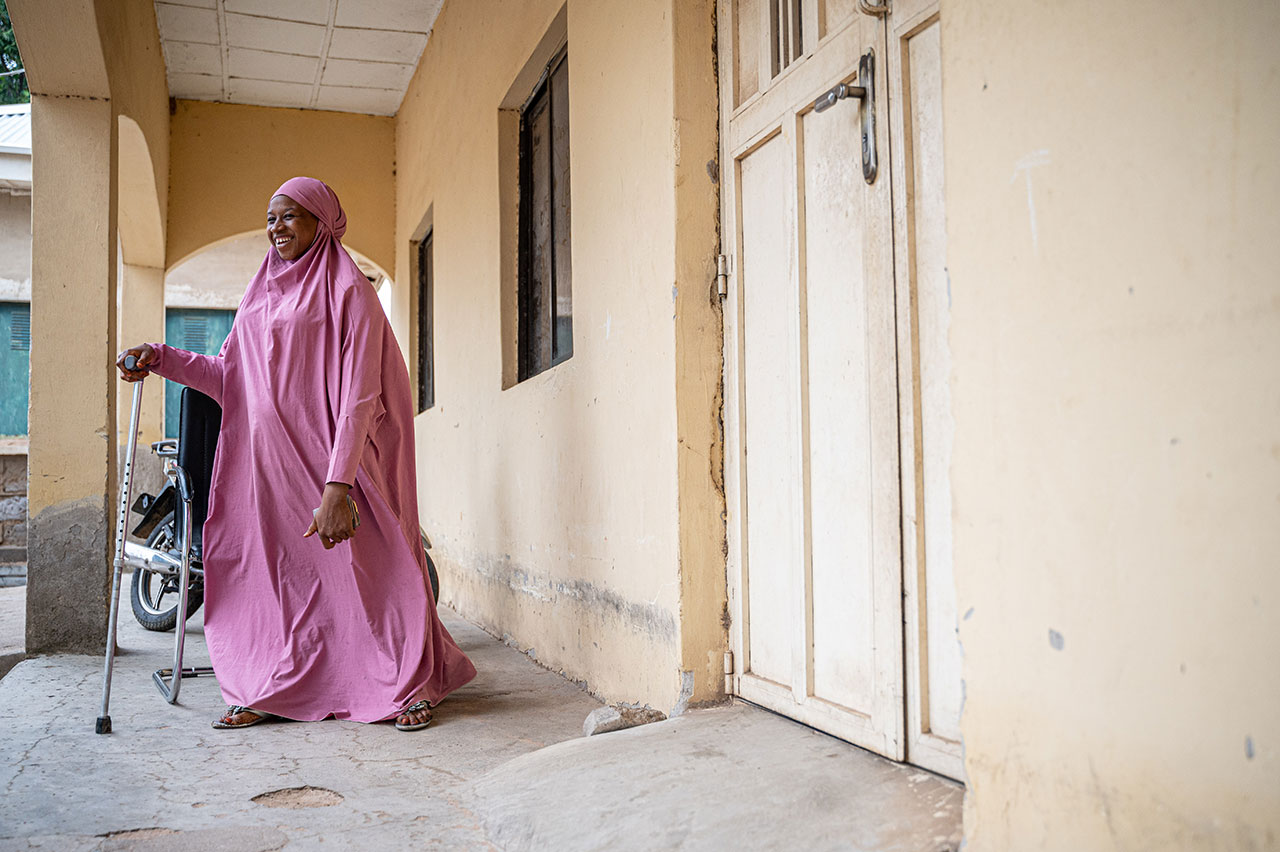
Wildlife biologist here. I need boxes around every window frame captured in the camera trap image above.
[516,45,572,382]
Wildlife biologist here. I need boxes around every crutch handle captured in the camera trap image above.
[123,354,138,371]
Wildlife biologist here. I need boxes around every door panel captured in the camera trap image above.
[802,102,876,713]
[739,131,802,689]
[889,6,964,779]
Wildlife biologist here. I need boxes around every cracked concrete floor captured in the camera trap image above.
[0,591,603,851]
[0,585,964,851]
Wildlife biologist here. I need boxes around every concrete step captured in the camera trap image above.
[0,546,26,563]
[0,563,26,587]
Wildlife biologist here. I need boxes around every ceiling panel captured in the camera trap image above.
[169,72,224,99]
[228,47,319,84]
[155,0,441,114]
[334,0,442,32]
[315,85,403,116]
[327,27,427,64]
[155,3,220,43]
[224,0,330,25]
[321,58,414,90]
[164,41,222,76]
[224,13,327,55]
[227,78,314,107]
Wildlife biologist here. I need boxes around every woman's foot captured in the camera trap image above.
[211,705,270,729]
[395,700,432,731]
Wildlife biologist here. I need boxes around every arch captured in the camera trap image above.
[167,229,392,284]
[117,115,165,268]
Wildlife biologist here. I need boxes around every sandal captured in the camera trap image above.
[211,705,272,729]
[395,699,432,731]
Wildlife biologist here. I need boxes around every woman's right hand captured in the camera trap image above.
[116,343,156,382]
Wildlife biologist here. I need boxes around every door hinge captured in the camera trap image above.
[715,254,731,298]
[723,650,735,696]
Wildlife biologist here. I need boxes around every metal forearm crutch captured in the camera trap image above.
[96,355,144,734]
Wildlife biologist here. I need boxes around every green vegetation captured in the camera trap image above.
[0,0,29,105]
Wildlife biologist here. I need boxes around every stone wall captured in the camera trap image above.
[0,455,26,545]
[0,454,27,586]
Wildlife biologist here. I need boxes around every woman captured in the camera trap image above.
[117,177,475,730]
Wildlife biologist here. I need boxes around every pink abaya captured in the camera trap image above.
[147,177,476,722]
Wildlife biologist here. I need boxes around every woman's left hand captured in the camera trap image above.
[304,482,356,549]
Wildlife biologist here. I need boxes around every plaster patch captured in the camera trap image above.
[1010,149,1051,254]
[671,669,695,717]
[453,547,678,643]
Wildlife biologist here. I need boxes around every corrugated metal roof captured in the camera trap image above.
[0,104,32,154]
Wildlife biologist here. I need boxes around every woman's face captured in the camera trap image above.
[267,194,319,262]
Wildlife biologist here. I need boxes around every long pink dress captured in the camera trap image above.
[148,177,476,722]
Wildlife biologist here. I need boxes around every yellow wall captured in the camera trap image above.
[0,193,31,294]
[943,1,1280,847]
[394,0,722,711]
[96,0,169,251]
[167,101,395,274]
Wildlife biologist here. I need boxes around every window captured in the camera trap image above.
[417,232,434,412]
[8,303,29,351]
[517,47,572,381]
[164,308,235,438]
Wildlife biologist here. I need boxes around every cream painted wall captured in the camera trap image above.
[395,0,721,712]
[0,193,31,297]
[168,101,395,275]
[96,0,170,248]
[943,1,1280,848]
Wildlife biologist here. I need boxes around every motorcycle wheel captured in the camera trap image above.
[129,513,205,632]
[420,530,441,603]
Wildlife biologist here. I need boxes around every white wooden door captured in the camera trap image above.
[719,0,962,777]
[720,0,904,760]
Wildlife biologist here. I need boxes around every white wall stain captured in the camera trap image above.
[1010,149,1051,254]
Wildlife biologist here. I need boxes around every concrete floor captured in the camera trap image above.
[0,585,963,851]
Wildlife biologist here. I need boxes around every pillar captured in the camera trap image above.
[26,94,119,654]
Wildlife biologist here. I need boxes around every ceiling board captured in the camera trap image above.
[156,0,441,115]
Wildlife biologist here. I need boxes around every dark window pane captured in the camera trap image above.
[550,55,572,363]
[418,233,434,412]
[528,94,553,370]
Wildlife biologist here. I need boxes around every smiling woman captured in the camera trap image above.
[114,177,476,733]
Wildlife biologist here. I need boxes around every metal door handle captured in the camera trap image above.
[811,50,877,184]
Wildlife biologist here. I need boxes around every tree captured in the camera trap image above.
[0,0,29,105]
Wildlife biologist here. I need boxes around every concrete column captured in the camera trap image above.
[26,94,119,654]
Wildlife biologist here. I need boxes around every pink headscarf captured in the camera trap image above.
[273,176,349,242]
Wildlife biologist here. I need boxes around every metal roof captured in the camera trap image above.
[0,104,32,155]
[0,104,31,191]
[0,103,31,155]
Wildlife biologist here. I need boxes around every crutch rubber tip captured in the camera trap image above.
[95,716,112,734]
